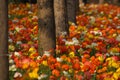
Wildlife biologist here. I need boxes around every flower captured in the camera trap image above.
[56,57,63,62]
[69,51,75,58]
[62,64,69,71]
[38,74,48,80]
[28,68,39,79]
[52,69,60,77]
[14,72,22,78]
[9,65,17,71]
[42,60,48,66]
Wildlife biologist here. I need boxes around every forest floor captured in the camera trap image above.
[8,3,120,80]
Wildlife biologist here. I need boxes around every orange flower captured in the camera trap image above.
[41,55,47,60]
[50,76,56,80]
[52,69,60,77]
[30,61,37,68]
[69,25,76,32]
[48,56,56,65]
[69,45,75,51]
[62,64,69,71]
[82,57,87,63]
[54,62,61,69]
[83,54,90,58]
[73,63,81,70]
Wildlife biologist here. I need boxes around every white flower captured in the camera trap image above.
[106,53,110,56]
[100,25,104,28]
[86,45,91,48]
[33,37,38,40]
[62,39,66,42]
[117,26,120,29]
[15,7,19,11]
[14,72,22,78]
[12,20,19,23]
[14,52,20,57]
[8,38,13,43]
[115,53,120,56]
[44,51,50,57]
[63,71,70,77]
[16,41,22,45]
[90,16,95,24]
[73,41,79,45]
[9,65,17,71]
[9,59,14,64]
[56,57,63,62]
[65,41,74,45]
[15,27,21,32]
[100,11,104,15]
[38,74,48,80]
[61,32,67,36]
[116,35,120,41]
[90,31,102,36]
[32,16,38,20]
[37,56,41,60]
[28,11,33,14]
[110,52,120,56]
[63,71,68,75]
[117,13,120,17]
[91,42,98,47]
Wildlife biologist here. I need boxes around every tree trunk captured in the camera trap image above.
[54,0,68,36]
[37,0,56,55]
[66,0,79,24]
[89,0,98,4]
[99,0,104,4]
[0,0,9,80]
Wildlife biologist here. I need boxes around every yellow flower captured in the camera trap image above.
[98,56,104,63]
[26,3,31,8]
[104,77,114,80]
[116,68,120,73]
[9,45,15,51]
[29,68,39,79]
[111,47,119,53]
[106,57,112,61]
[22,63,29,69]
[113,72,119,80]
[94,28,98,31]
[108,15,112,18]
[28,41,33,45]
[69,69,73,73]
[69,51,75,58]
[111,62,119,68]
[29,47,36,53]
[42,60,48,66]
[113,33,117,37]
[88,34,94,39]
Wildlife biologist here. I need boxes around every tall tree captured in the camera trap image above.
[66,0,79,24]
[37,0,56,55]
[54,0,68,36]
[0,0,9,80]
[54,0,79,36]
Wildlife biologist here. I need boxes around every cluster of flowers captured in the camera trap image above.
[9,3,120,80]
[8,3,40,80]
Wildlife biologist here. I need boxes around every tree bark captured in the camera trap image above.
[54,0,68,36]
[37,0,56,55]
[0,0,9,80]
[89,0,98,4]
[99,0,104,4]
[66,0,79,24]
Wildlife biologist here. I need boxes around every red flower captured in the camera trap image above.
[62,64,69,71]
[73,62,80,70]
[52,69,60,77]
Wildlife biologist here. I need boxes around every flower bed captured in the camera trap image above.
[9,3,120,80]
